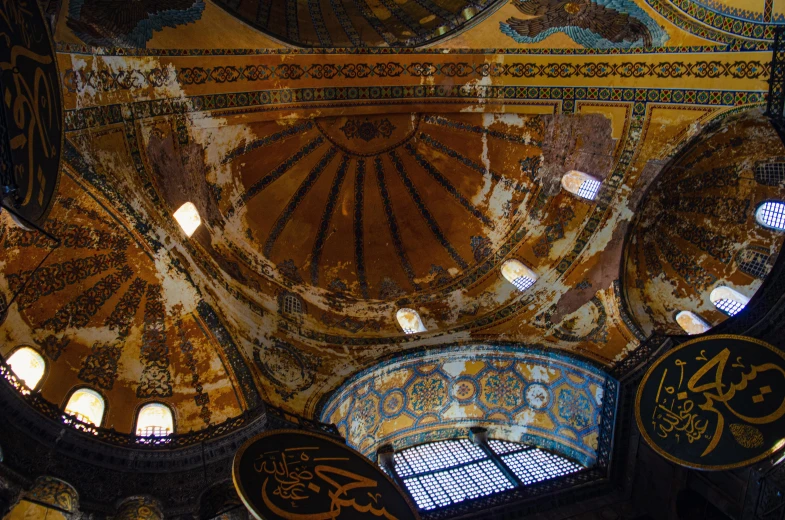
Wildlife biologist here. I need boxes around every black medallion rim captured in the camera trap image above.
[232,428,421,520]
[635,334,785,471]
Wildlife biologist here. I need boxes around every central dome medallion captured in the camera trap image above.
[220,112,542,300]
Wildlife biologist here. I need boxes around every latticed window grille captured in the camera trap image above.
[737,248,772,279]
[511,275,536,292]
[137,425,171,437]
[576,179,601,200]
[756,202,785,231]
[388,439,583,511]
[755,162,785,186]
[283,294,303,315]
[714,298,745,317]
[489,441,582,485]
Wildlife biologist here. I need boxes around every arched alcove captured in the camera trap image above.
[622,110,785,335]
[319,345,615,467]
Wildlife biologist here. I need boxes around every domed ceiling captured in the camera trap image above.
[212,0,507,47]
[623,111,785,336]
[197,112,537,300]
[0,0,780,437]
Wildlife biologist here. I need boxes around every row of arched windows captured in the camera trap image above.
[670,198,785,335]
[5,347,174,438]
[676,286,751,335]
[392,171,602,334]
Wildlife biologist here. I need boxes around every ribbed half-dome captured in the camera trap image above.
[218,113,542,300]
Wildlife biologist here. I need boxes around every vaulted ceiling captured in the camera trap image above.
[1,0,783,445]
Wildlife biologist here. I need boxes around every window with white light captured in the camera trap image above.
[755,201,785,231]
[64,388,105,426]
[173,202,202,237]
[488,440,582,485]
[710,286,750,317]
[397,308,426,334]
[135,402,174,438]
[388,439,582,511]
[6,347,46,391]
[561,171,601,201]
[500,259,537,292]
[675,311,711,335]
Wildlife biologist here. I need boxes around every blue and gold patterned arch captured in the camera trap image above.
[319,344,617,467]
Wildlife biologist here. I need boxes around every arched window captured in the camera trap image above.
[282,293,303,315]
[6,347,45,391]
[396,308,426,334]
[64,388,105,426]
[136,403,174,438]
[173,202,202,237]
[710,286,750,317]
[755,201,785,231]
[754,161,785,186]
[561,171,601,201]
[388,439,581,510]
[675,311,710,335]
[736,246,772,279]
[500,259,537,292]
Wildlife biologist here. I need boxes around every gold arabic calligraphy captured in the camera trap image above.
[652,347,785,457]
[255,446,401,519]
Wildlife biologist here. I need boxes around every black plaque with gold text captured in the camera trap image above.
[233,430,420,520]
[0,1,62,224]
[636,335,785,470]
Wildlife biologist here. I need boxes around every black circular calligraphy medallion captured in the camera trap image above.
[636,335,785,470]
[0,1,63,224]
[233,430,420,520]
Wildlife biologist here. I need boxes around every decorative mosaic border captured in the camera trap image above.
[668,0,779,39]
[690,0,783,24]
[61,59,770,95]
[644,0,772,49]
[57,41,765,56]
[64,85,766,133]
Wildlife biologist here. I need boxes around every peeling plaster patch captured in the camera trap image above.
[441,360,468,378]
[155,256,200,315]
[526,365,557,382]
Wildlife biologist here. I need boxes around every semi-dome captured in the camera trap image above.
[621,110,785,336]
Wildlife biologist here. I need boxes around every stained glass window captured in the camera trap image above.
[389,438,583,511]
